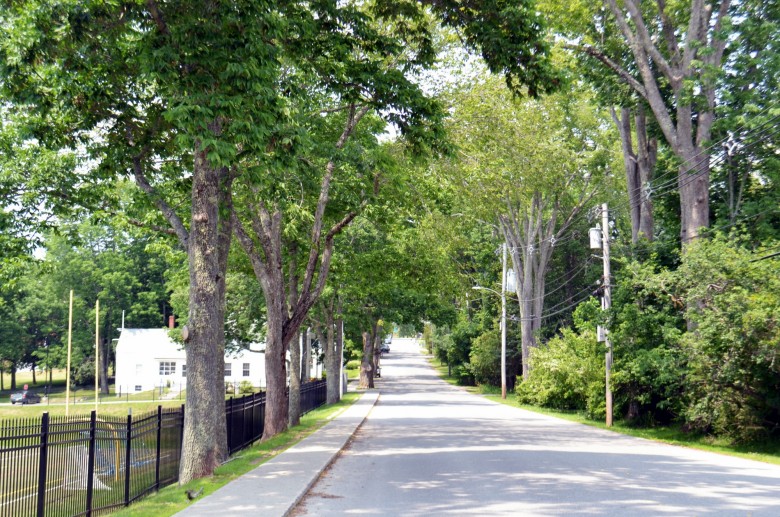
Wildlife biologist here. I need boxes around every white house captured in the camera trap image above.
[114,328,267,395]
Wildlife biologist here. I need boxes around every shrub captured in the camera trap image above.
[671,235,780,442]
[516,327,604,418]
[239,381,254,394]
[72,357,95,386]
[468,329,500,386]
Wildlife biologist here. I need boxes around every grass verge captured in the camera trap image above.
[111,391,361,517]
[424,355,780,465]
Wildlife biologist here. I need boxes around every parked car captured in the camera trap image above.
[10,390,41,405]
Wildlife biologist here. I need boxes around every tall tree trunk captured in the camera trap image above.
[100,310,111,394]
[32,362,37,384]
[311,295,342,403]
[288,243,301,427]
[518,262,535,380]
[635,109,656,240]
[678,143,711,244]
[288,330,301,427]
[333,315,344,402]
[601,0,729,244]
[373,331,382,380]
[301,327,310,383]
[612,106,656,243]
[230,105,368,440]
[263,274,289,439]
[178,139,231,484]
[359,323,377,389]
[501,186,591,380]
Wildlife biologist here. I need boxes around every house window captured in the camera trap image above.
[134,385,142,392]
[182,364,187,377]
[243,363,250,377]
[159,361,176,376]
[224,363,232,377]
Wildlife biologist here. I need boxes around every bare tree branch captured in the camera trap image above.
[565,43,647,98]
[131,155,189,247]
[623,0,676,83]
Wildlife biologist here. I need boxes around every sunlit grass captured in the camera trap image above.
[111,391,361,517]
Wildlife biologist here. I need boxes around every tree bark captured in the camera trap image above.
[601,0,729,244]
[178,137,231,484]
[262,250,290,439]
[288,330,301,427]
[359,323,378,389]
[230,104,369,440]
[100,337,109,394]
[301,326,311,383]
[288,243,301,427]
[333,315,344,402]
[311,295,343,403]
[501,185,591,380]
[612,105,656,243]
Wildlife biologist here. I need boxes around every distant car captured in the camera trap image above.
[10,390,41,405]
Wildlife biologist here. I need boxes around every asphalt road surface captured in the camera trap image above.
[293,338,780,516]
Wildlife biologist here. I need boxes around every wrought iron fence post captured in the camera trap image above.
[36,412,50,517]
[124,412,132,506]
[155,406,162,489]
[86,410,97,517]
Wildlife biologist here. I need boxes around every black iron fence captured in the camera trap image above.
[0,380,327,517]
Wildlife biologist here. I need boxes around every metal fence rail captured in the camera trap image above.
[0,380,328,517]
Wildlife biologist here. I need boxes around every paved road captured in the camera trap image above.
[293,338,780,516]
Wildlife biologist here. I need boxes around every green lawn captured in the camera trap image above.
[111,391,361,517]
[424,355,780,465]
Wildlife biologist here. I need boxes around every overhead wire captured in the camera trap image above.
[482,103,779,324]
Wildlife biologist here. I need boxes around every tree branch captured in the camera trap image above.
[131,155,189,248]
[145,0,170,36]
[623,0,676,83]
[123,216,178,237]
[565,43,647,98]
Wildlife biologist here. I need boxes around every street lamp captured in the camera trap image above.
[473,243,513,399]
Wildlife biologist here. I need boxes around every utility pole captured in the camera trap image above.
[601,203,613,427]
[500,242,507,399]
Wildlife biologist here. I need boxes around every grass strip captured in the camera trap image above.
[112,391,361,517]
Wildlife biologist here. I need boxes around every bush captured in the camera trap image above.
[671,235,780,442]
[516,328,604,418]
[238,381,254,394]
[72,357,95,386]
[454,364,475,386]
[468,329,500,386]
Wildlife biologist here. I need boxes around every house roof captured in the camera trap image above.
[116,328,265,359]
[116,328,184,358]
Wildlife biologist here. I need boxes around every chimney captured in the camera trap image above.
[168,315,175,329]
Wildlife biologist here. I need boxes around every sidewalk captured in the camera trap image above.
[175,389,379,517]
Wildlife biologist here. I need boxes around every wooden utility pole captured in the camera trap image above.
[500,243,507,399]
[65,290,73,417]
[601,203,613,427]
[95,299,100,412]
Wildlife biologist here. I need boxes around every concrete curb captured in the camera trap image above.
[176,389,379,517]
